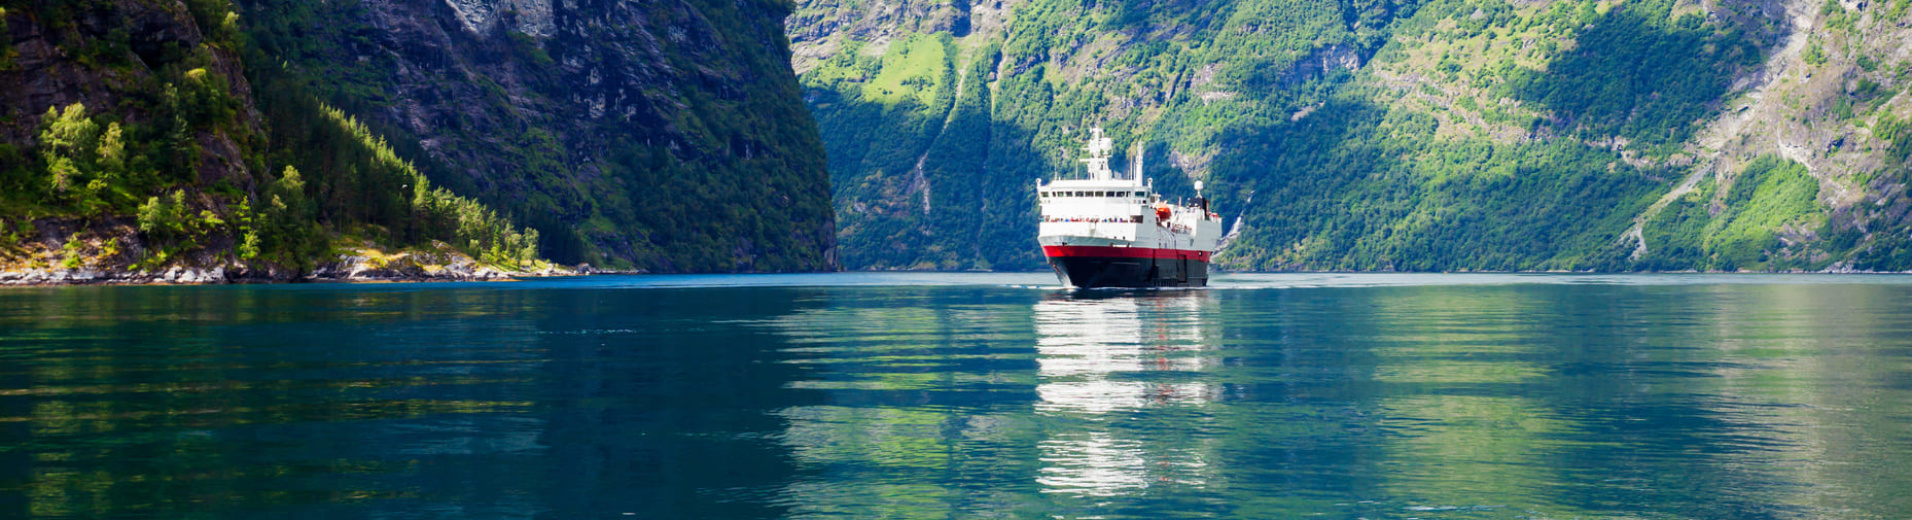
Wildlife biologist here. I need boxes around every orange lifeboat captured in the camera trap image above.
[1154,202,1171,221]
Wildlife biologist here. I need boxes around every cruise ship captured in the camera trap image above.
[1037,129,1221,288]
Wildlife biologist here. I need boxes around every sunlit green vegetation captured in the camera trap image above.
[862,34,956,106]
[1480,0,1760,155]
[1212,91,1666,271]
[1879,114,1912,168]
[1638,156,1826,271]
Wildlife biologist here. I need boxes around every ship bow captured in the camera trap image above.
[1042,245,1209,289]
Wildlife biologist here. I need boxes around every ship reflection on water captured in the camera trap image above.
[1033,291,1220,498]
[762,288,1231,516]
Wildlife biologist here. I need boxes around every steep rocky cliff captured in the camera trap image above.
[1625,0,1912,270]
[240,0,838,272]
[1,0,835,282]
[791,0,1912,271]
[0,0,271,277]
[0,1,249,156]
[0,0,562,282]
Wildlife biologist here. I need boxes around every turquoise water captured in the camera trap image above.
[4,273,1912,518]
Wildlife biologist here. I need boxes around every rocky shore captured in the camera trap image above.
[0,263,571,286]
[0,259,577,286]
[1,231,580,286]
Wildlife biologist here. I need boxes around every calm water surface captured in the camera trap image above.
[3,273,1912,519]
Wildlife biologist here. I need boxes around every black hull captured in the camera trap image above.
[1044,248,1210,289]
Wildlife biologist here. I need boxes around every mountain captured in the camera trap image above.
[790,0,1912,272]
[0,0,835,281]
[240,0,837,271]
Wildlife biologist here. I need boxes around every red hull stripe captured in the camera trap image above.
[1043,245,1212,261]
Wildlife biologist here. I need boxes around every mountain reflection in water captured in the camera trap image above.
[4,275,1912,519]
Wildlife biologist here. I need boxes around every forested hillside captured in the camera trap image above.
[238,0,837,272]
[792,0,1912,271]
[0,0,836,282]
[0,0,546,281]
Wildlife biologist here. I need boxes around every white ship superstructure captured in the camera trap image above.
[1037,128,1222,288]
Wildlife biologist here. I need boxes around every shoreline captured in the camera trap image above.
[2,229,594,287]
[11,267,1910,287]
[0,266,589,286]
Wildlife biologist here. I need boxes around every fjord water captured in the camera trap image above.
[4,274,1912,519]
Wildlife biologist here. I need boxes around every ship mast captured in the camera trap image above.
[1079,128,1115,181]
[1073,127,1147,187]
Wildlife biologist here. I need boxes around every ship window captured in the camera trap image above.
[1134,191,1145,197]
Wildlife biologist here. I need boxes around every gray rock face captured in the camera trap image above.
[786,0,1018,72]
[440,0,554,38]
[1281,44,1362,86]
[0,0,254,183]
